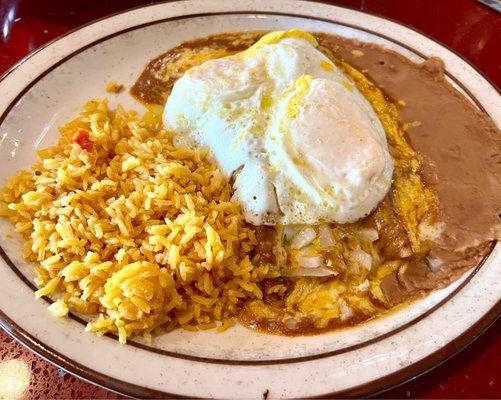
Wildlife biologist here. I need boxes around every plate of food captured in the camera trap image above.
[0,0,499,398]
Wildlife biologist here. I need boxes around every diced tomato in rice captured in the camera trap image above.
[63,128,93,150]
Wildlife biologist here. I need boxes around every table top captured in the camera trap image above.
[0,0,499,399]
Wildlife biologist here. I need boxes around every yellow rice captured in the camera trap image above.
[0,100,270,343]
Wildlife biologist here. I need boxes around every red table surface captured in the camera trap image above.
[0,0,499,399]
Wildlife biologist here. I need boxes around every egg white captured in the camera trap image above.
[163,30,394,225]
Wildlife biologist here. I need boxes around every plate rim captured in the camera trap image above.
[0,8,496,366]
[0,1,499,398]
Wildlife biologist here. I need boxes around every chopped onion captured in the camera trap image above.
[357,228,379,242]
[274,244,287,268]
[283,225,298,243]
[351,247,372,270]
[355,279,370,292]
[338,299,353,320]
[290,226,317,249]
[399,246,413,258]
[283,317,299,330]
[283,266,337,277]
[425,256,442,271]
[347,262,361,275]
[298,255,324,269]
[318,224,336,248]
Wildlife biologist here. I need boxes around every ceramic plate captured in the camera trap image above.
[0,1,499,398]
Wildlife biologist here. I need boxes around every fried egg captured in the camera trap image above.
[164,30,393,225]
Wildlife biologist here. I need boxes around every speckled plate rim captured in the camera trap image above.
[0,1,499,398]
